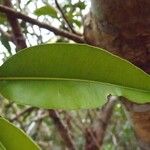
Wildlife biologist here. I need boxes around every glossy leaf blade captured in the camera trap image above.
[0,44,149,109]
[0,117,40,150]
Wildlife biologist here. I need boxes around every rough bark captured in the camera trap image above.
[84,0,150,149]
[121,97,150,150]
[84,0,150,73]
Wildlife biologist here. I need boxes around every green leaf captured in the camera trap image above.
[34,5,58,18]
[0,117,40,150]
[0,44,149,109]
[74,1,86,9]
[0,34,11,54]
[0,13,6,24]
[72,19,81,27]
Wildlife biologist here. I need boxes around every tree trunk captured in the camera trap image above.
[84,0,150,149]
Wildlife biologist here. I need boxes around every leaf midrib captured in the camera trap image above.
[0,77,149,93]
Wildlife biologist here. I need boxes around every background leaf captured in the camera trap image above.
[0,44,149,109]
[0,13,6,24]
[34,5,58,18]
[0,117,40,150]
[0,34,11,54]
[73,1,86,9]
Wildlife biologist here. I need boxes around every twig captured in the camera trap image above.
[32,112,48,122]
[10,107,36,122]
[85,95,117,150]
[4,0,27,50]
[54,0,79,35]
[0,5,85,43]
[98,95,117,146]
[49,110,76,150]
[85,127,101,149]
